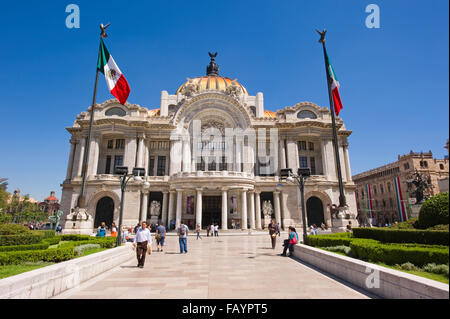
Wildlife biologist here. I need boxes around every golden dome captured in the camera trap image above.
[176,76,248,96]
[264,110,276,118]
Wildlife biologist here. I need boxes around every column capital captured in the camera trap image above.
[162,190,169,195]
[196,187,204,192]
[254,190,261,195]
[221,187,229,192]
[141,190,150,195]
[137,132,146,139]
[273,190,281,195]
[242,188,248,193]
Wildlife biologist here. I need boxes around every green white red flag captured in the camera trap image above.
[97,39,130,105]
[326,51,343,116]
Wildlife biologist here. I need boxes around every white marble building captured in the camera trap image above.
[60,56,356,232]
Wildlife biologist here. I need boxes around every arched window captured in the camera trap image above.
[297,110,317,119]
[105,107,126,117]
[249,106,256,116]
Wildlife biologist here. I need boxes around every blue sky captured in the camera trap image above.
[0,0,448,201]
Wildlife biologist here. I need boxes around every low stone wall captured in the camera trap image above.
[292,244,449,299]
[0,244,134,299]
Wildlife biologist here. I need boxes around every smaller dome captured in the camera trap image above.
[264,110,276,118]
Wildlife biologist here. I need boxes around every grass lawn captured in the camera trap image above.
[0,262,54,279]
[74,247,108,258]
[320,248,449,285]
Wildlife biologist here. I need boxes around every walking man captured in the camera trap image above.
[155,223,166,252]
[177,222,189,253]
[196,224,202,240]
[133,221,152,268]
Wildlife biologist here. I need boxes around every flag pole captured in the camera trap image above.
[76,23,110,208]
[316,29,347,208]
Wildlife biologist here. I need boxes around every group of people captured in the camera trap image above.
[95,222,117,237]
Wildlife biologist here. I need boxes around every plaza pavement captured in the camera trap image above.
[53,234,373,299]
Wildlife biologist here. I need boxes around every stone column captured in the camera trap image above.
[221,188,228,230]
[136,135,145,168]
[182,139,191,172]
[161,191,169,227]
[124,137,137,170]
[279,139,287,170]
[286,140,298,171]
[343,144,352,181]
[88,136,100,177]
[241,189,248,230]
[196,188,203,229]
[248,191,255,230]
[167,191,176,230]
[176,190,183,229]
[339,143,347,182]
[169,140,182,176]
[140,191,149,222]
[66,140,76,181]
[76,137,86,177]
[255,191,262,230]
[321,140,329,178]
[274,191,281,225]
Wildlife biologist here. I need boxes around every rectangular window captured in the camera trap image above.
[310,157,316,175]
[299,156,308,168]
[105,156,111,174]
[115,139,125,149]
[148,156,155,176]
[113,155,123,173]
[107,140,113,149]
[157,156,166,176]
[308,142,314,151]
[219,156,227,171]
[197,157,205,171]
[208,157,216,171]
[298,141,307,151]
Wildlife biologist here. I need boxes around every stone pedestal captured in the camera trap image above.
[410,204,422,219]
[62,207,94,235]
[331,206,358,233]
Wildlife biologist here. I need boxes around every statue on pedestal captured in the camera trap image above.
[406,169,432,204]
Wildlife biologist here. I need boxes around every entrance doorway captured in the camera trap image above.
[306,196,325,227]
[202,196,221,229]
[94,197,114,228]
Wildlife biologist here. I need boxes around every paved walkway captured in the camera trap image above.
[54,235,372,299]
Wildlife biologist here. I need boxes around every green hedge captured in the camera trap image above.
[31,230,56,238]
[0,247,74,265]
[350,240,449,267]
[0,234,43,246]
[0,224,30,235]
[58,238,116,250]
[307,233,358,247]
[0,242,50,252]
[352,227,449,246]
[59,235,93,241]
[42,236,61,245]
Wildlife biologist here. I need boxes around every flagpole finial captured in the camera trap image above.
[316,29,326,43]
[100,23,111,38]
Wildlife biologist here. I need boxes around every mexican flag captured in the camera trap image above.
[97,39,130,105]
[326,51,343,116]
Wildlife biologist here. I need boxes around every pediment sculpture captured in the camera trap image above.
[181,78,200,97]
[225,79,243,98]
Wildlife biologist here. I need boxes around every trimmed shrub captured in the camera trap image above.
[74,244,101,256]
[0,234,43,246]
[42,236,61,245]
[323,245,352,256]
[428,224,449,231]
[397,262,419,271]
[352,227,449,246]
[307,233,360,247]
[0,224,30,235]
[59,234,93,241]
[32,230,56,238]
[0,242,50,252]
[0,247,74,265]
[419,192,449,229]
[389,218,419,230]
[423,263,449,277]
[349,240,449,267]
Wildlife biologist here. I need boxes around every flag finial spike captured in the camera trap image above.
[100,23,111,38]
[316,29,326,43]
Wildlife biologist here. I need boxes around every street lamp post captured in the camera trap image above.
[114,166,149,247]
[280,168,311,245]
